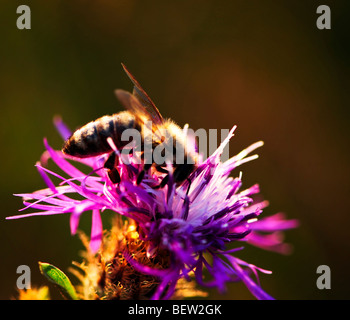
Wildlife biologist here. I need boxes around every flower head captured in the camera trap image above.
[8,116,298,300]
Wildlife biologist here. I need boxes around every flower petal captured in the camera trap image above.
[90,209,103,253]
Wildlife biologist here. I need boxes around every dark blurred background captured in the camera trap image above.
[1,0,349,300]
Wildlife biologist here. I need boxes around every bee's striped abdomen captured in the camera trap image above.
[62,111,137,158]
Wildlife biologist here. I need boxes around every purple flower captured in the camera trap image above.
[8,117,298,300]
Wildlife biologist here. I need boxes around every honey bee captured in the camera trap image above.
[62,64,198,188]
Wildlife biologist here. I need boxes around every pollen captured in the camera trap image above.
[70,217,166,300]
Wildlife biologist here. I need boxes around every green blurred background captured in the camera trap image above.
[1,0,349,300]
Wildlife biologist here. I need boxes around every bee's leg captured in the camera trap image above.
[185,178,192,196]
[173,168,192,220]
[155,165,169,174]
[150,164,171,189]
[137,163,152,185]
[160,174,169,187]
[152,174,169,189]
[104,152,121,184]
[172,166,192,195]
[108,167,121,184]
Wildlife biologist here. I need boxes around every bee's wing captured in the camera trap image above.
[115,89,163,141]
[115,89,149,123]
[121,63,164,126]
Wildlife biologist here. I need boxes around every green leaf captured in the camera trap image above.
[38,262,79,300]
